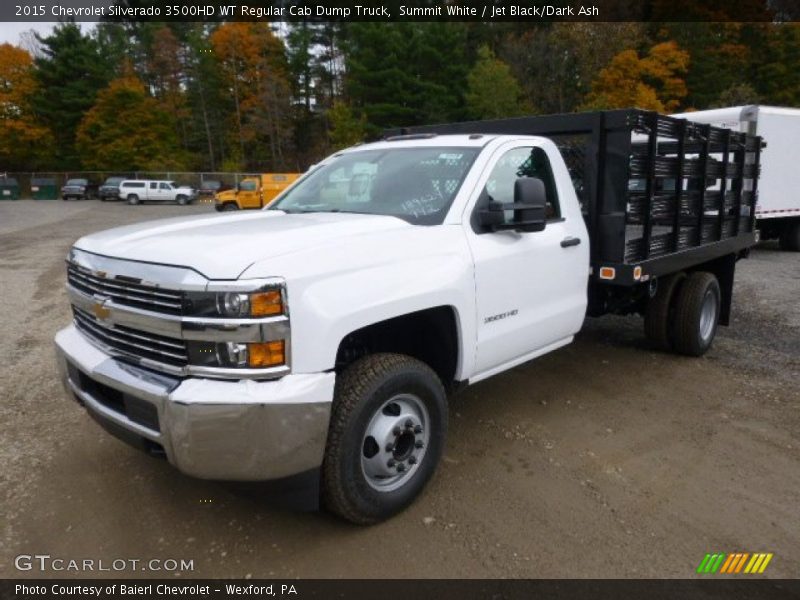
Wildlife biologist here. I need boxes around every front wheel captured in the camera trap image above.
[127,194,140,205]
[673,272,721,357]
[221,203,238,211]
[322,353,447,524]
[177,195,188,206]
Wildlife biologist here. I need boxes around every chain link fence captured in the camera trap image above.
[1,172,261,200]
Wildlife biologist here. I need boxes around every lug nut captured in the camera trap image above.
[387,458,396,467]
[396,463,406,472]
[385,443,395,452]
[393,426,401,436]
[414,425,422,433]
[405,419,413,429]
[408,456,417,465]
[415,440,424,449]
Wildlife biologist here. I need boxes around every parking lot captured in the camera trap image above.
[1,199,798,578]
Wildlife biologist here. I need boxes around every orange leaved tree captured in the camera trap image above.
[583,41,690,112]
[0,43,51,170]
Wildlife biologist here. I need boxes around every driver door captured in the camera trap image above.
[467,142,589,379]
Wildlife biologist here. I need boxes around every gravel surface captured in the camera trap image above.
[1,200,797,578]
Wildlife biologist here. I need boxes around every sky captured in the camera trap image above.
[0,22,95,46]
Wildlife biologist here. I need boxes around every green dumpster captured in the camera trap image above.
[31,177,57,200]
[0,177,20,200]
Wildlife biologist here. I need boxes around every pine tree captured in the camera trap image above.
[33,23,111,169]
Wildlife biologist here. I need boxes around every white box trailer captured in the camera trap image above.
[672,105,800,250]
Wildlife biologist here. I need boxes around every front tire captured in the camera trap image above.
[177,195,188,206]
[221,203,239,211]
[127,194,140,205]
[322,353,447,525]
[672,272,721,357]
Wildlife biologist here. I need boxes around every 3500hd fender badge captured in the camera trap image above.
[484,309,518,324]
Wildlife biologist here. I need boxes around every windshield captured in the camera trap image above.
[271,146,480,225]
[67,179,87,185]
[105,177,124,185]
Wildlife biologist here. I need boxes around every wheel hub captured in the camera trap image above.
[361,394,430,492]
[699,289,717,342]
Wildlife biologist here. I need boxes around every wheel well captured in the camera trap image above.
[335,306,460,389]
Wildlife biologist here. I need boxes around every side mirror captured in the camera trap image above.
[478,177,548,233]
[513,177,547,232]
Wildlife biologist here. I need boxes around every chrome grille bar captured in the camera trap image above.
[67,263,183,313]
[73,306,188,365]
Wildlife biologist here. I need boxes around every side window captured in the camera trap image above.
[150,182,157,190]
[160,183,171,190]
[483,146,561,220]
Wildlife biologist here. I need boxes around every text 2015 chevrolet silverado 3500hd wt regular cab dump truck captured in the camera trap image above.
[55,110,763,524]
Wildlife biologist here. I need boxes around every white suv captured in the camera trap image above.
[118,180,197,205]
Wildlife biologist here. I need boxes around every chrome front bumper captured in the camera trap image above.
[55,324,334,481]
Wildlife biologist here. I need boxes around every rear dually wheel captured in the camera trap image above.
[672,271,721,357]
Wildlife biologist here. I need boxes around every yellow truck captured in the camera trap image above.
[214,173,301,211]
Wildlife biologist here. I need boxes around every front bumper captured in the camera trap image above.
[55,324,334,481]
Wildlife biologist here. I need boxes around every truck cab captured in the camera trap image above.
[215,173,301,211]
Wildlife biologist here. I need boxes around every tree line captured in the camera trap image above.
[1,20,799,173]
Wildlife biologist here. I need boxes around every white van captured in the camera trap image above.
[673,105,800,250]
[118,180,197,206]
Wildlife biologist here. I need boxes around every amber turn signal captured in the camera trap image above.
[248,340,285,368]
[250,290,283,316]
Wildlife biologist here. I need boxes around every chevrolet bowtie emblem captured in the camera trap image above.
[93,301,111,320]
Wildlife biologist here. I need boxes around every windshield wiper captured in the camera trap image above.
[277,208,341,214]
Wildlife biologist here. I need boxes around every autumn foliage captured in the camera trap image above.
[0,43,51,170]
[76,73,185,171]
[2,22,800,173]
[583,41,690,112]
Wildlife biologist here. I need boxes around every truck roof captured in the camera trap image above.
[344,133,550,152]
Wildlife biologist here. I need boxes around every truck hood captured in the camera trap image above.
[73,210,413,280]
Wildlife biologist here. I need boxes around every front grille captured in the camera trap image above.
[67,263,184,315]
[73,306,188,367]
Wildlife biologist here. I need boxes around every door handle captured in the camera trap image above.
[561,236,581,248]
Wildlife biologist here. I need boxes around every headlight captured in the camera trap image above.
[187,289,285,318]
[218,292,249,317]
[188,340,286,369]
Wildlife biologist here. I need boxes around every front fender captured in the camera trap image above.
[243,226,477,380]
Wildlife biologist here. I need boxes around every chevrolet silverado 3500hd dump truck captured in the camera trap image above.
[55,110,762,523]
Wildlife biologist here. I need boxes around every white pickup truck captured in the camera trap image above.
[118,180,198,205]
[55,110,762,523]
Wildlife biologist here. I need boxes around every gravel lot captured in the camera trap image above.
[1,199,798,578]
